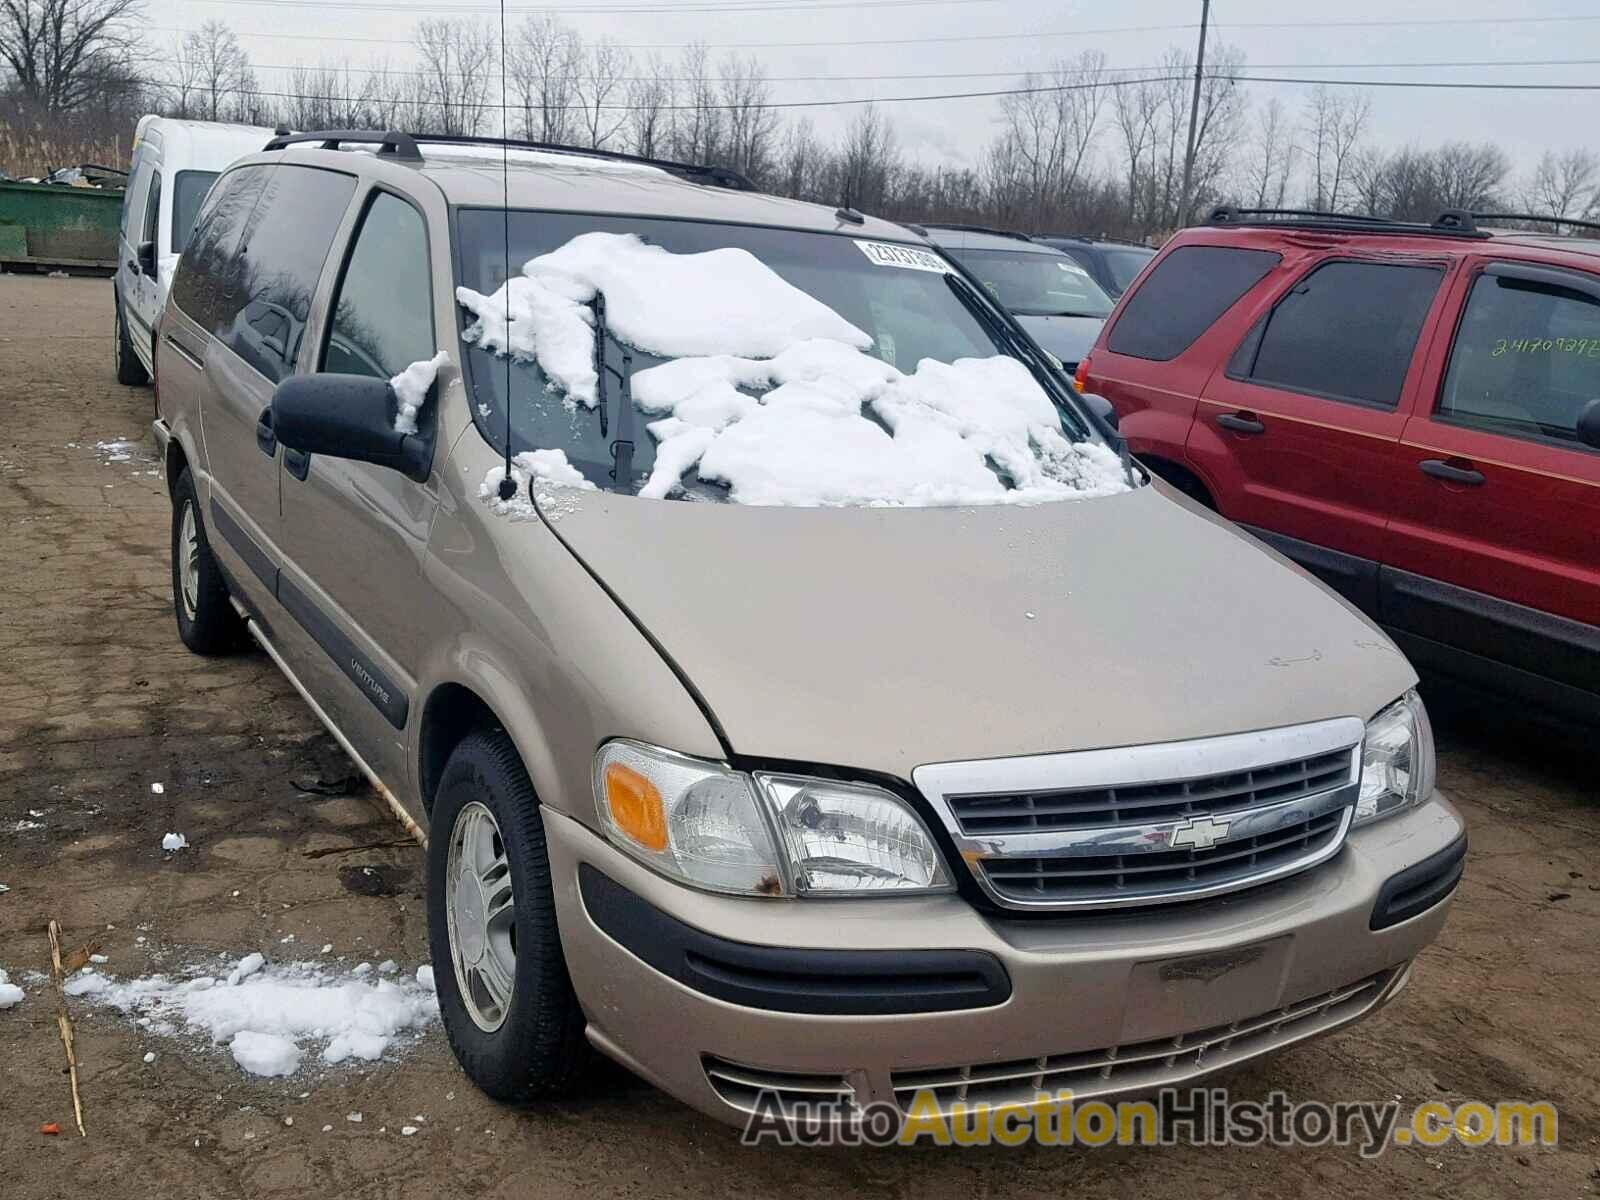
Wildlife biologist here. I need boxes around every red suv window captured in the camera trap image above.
[1106,245,1279,361]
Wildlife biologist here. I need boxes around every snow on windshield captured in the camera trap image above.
[457,231,1130,507]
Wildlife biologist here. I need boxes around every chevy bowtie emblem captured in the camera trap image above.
[1170,815,1233,851]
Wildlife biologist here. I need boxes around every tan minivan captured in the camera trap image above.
[152,131,1465,1131]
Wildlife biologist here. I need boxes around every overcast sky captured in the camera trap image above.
[144,0,1600,179]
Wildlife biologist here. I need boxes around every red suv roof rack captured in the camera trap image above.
[1207,205,1490,240]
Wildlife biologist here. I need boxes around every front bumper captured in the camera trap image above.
[544,791,1464,1129]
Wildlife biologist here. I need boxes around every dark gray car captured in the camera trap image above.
[926,225,1113,371]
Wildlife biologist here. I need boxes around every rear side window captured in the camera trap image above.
[323,192,434,379]
[139,169,161,246]
[170,164,272,334]
[1230,260,1443,409]
[1107,245,1280,361]
[171,170,218,254]
[224,165,357,383]
[1438,269,1600,449]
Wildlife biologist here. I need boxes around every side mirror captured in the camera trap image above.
[1579,398,1600,449]
[136,239,157,278]
[1079,390,1120,431]
[271,373,432,482]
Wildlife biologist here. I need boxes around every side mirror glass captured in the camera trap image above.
[1579,398,1600,450]
[136,239,157,278]
[271,373,432,482]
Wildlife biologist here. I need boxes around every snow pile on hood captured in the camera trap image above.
[0,967,22,1010]
[458,231,1130,507]
[63,956,438,1078]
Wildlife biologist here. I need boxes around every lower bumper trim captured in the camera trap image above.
[1370,832,1467,930]
[578,865,1011,1016]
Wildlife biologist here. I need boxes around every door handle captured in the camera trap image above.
[284,448,311,481]
[1420,458,1485,486]
[255,408,277,457]
[1216,411,1266,435]
[125,259,139,274]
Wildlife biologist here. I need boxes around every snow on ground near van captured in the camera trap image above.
[457,231,1129,507]
[0,967,23,1009]
[63,955,439,1078]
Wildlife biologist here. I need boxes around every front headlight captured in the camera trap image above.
[593,741,951,897]
[1354,690,1436,827]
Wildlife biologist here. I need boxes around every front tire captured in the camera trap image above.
[428,729,589,1102]
[170,468,243,654]
[114,294,149,386]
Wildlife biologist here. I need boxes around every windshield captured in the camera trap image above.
[1103,246,1156,294]
[948,247,1115,319]
[454,211,1128,507]
[171,170,218,255]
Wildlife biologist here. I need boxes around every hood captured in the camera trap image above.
[541,484,1415,780]
[1014,313,1104,367]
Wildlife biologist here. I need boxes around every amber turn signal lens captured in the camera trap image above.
[1073,354,1091,393]
[603,761,668,852]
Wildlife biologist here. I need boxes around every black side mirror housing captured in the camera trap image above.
[1579,398,1600,449]
[136,239,157,278]
[1079,390,1120,431]
[271,373,433,482]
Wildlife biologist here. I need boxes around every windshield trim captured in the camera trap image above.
[447,203,1107,477]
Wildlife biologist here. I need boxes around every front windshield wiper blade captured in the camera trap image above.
[589,292,635,487]
[1012,307,1108,320]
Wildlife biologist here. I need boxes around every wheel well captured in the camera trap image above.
[419,684,504,814]
[1140,454,1214,508]
[164,438,189,502]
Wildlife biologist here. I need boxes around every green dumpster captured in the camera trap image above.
[0,180,124,273]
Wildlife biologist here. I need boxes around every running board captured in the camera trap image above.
[235,599,427,849]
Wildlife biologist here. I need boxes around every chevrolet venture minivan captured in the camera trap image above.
[152,130,1466,1130]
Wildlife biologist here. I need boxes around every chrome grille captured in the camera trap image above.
[980,807,1348,905]
[913,717,1365,911]
[891,969,1396,1113]
[948,748,1352,835]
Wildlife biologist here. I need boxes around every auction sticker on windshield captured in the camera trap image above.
[854,240,951,273]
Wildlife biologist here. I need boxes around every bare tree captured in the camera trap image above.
[776,116,822,201]
[575,35,629,150]
[507,13,581,144]
[988,50,1108,229]
[1430,140,1509,212]
[1240,95,1296,208]
[720,54,779,182]
[413,18,495,137]
[0,0,144,114]
[672,42,723,165]
[1303,84,1371,210]
[180,20,252,122]
[1523,148,1600,220]
[1111,74,1161,233]
[836,103,898,210]
[624,53,674,158]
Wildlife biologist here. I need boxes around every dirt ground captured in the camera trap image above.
[0,274,1595,1198]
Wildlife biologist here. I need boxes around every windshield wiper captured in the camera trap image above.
[1012,306,1107,320]
[589,293,635,487]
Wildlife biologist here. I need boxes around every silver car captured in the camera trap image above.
[152,131,1465,1131]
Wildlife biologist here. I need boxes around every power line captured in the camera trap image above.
[226,56,1600,83]
[156,10,1600,51]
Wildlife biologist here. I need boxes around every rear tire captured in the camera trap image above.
[428,728,589,1102]
[114,294,149,386]
[170,468,243,654]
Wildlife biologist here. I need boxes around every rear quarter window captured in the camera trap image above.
[1107,245,1280,361]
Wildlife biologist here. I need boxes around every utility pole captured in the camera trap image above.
[1178,0,1211,227]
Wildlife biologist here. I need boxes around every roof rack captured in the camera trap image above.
[1471,212,1600,237]
[1207,205,1491,240]
[261,129,757,191]
[922,223,1036,243]
[1039,232,1152,248]
[263,129,422,159]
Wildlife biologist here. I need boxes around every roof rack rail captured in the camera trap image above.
[1207,205,1490,240]
[260,129,758,192]
[922,222,1036,243]
[1039,232,1152,248]
[1471,212,1600,237]
[263,129,421,159]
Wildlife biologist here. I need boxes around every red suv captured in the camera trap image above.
[1076,207,1600,724]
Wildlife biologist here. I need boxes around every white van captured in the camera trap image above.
[115,117,280,384]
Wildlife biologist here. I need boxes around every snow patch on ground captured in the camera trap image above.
[161,832,187,851]
[0,967,23,1009]
[458,232,1130,507]
[65,955,438,1078]
[390,352,450,435]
